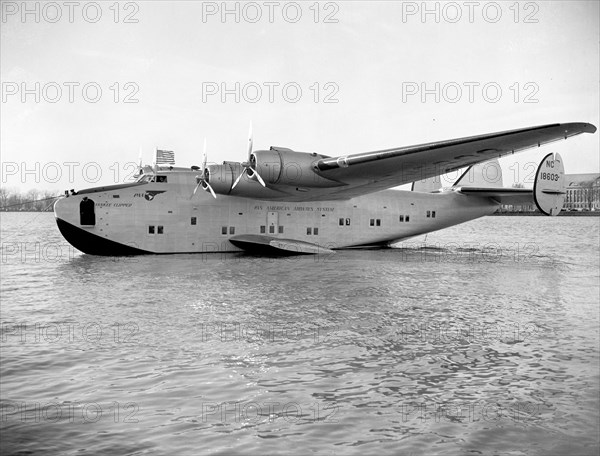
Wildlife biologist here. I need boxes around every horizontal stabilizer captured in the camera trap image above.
[457,152,566,215]
[229,234,335,255]
[456,187,533,205]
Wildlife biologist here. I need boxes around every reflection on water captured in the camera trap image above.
[1,213,598,455]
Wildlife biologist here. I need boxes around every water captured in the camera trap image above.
[1,212,599,455]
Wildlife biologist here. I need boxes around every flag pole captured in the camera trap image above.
[153,147,158,176]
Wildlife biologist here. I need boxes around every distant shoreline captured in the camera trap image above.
[493,211,599,217]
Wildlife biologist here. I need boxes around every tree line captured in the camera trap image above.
[0,187,60,212]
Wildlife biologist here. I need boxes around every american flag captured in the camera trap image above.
[156,149,175,165]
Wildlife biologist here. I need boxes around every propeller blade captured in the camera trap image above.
[232,123,266,190]
[202,138,208,170]
[231,167,247,190]
[191,179,202,198]
[253,169,266,187]
[204,182,217,199]
[247,122,253,158]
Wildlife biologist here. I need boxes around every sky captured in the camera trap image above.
[1,0,599,193]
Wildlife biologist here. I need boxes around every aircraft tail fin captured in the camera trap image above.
[411,175,442,192]
[454,154,566,216]
[452,159,503,188]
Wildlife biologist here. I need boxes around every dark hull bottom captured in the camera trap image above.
[55,218,150,256]
[56,218,395,257]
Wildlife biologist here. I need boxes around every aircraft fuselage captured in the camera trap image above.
[54,168,499,255]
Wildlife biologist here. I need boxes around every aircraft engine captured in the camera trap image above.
[202,162,284,198]
[201,148,341,198]
[203,163,238,195]
[250,148,340,188]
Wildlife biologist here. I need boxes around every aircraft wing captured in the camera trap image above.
[312,122,596,199]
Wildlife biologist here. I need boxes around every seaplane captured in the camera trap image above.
[54,122,597,256]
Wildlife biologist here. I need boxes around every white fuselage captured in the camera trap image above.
[54,168,499,255]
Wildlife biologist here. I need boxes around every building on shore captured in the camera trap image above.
[564,174,600,211]
[498,173,600,213]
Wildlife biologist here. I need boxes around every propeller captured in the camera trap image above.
[191,138,217,199]
[232,123,266,189]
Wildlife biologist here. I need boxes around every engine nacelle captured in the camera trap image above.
[201,148,342,199]
[204,163,237,195]
[203,162,284,198]
[251,148,340,188]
